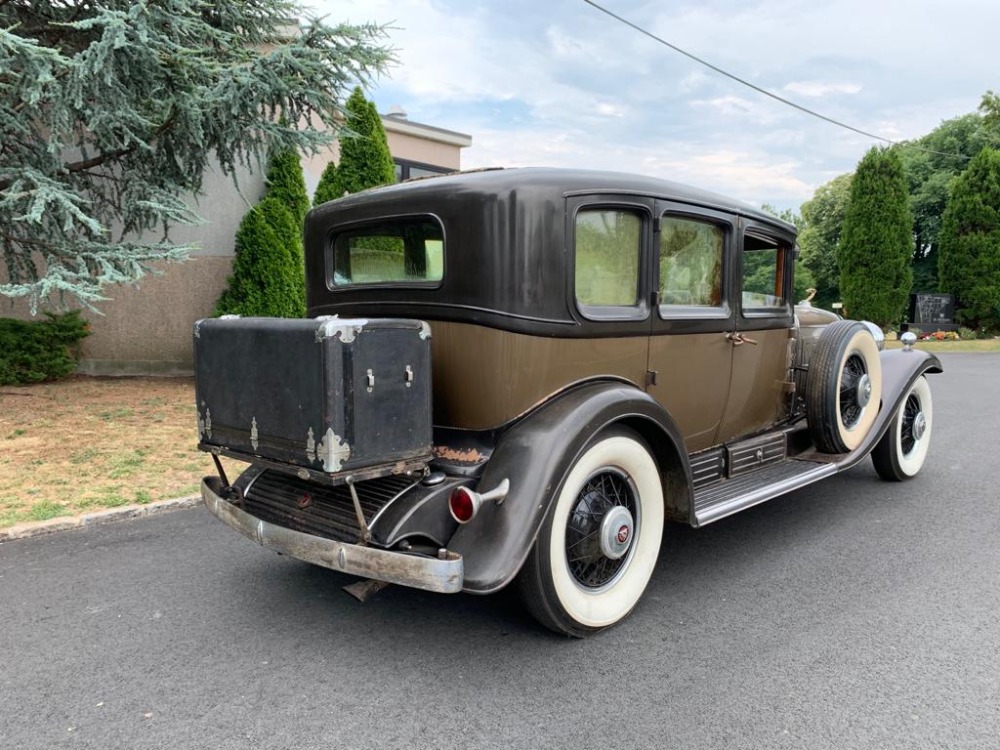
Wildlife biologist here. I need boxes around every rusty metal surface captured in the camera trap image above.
[201,477,464,594]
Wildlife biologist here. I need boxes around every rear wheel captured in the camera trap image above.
[516,428,664,637]
[872,376,933,481]
[806,321,883,453]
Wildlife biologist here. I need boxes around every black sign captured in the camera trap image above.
[908,293,955,326]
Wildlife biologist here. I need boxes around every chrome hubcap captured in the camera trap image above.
[599,505,635,560]
[912,411,927,441]
[856,373,872,409]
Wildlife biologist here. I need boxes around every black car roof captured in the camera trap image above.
[311,166,795,234]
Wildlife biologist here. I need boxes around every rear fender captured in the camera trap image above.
[448,381,690,594]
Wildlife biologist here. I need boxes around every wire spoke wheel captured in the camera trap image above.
[565,470,638,589]
[516,428,664,637]
[872,376,933,481]
[838,354,870,429]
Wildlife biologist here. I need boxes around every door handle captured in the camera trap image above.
[726,332,759,346]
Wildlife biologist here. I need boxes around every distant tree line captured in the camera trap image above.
[788,93,1000,332]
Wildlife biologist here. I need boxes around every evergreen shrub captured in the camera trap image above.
[215,200,302,318]
[0,312,90,385]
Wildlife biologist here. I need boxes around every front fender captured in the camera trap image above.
[449,381,690,594]
[838,347,943,471]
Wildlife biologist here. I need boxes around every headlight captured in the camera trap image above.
[860,320,885,351]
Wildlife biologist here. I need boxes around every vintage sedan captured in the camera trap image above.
[195,168,941,636]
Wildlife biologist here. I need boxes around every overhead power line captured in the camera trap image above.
[580,0,967,160]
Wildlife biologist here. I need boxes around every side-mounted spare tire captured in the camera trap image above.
[805,320,883,453]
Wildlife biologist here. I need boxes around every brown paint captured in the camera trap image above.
[430,321,789,451]
[430,321,647,431]
[646,331,733,452]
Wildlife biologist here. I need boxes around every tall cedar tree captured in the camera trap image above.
[0,2,390,311]
[938,147,1000,331]
[215,198,302,318]
[314,86,395,205]
[838,147,913,326]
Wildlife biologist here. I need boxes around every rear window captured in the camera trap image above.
[329,217,444,286]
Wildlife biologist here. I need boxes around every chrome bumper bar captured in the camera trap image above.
[201,477,464,594]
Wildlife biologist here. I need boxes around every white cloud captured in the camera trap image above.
[311,0,1000,208]
[783,81,863,98]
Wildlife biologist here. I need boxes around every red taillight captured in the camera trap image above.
[449,487,477,524]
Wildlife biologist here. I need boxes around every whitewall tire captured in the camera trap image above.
[806,320,883,453]
[872,376,933,481]
[517,429,664,637]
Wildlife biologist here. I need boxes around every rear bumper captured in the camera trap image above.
[201,476,463,594]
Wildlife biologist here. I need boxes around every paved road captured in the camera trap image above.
[2,354,998,750]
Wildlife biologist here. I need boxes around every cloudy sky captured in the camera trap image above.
[313,0,998,211]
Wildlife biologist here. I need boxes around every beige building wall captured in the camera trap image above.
[6,116,470,376]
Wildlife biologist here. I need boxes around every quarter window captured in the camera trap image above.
[742,234,786,310]
[658,217,724,307]
[330,217,443,286]
[575,209,641,308]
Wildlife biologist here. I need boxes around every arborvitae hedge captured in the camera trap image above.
[838,147,913,326]
[256,197,306,317]
[214,147,308,318]
[266,147,310,227]
[214,199,302,318]
[0,312,90,384]
[939,147,1000,331]
[313,161,342,206]
[314,87,395,205]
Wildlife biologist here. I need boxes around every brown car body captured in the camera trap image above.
[200,168,942,636]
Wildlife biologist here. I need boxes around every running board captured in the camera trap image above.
[692,459,837,527]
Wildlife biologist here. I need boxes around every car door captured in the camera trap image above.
[714,219,796,442]
[566,195,655,394]
[645,203,737,452]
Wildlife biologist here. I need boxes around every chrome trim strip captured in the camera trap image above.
[202,478,463,594]
[694,463,837,526]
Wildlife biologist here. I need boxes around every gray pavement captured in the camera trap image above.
[1,353,998,750]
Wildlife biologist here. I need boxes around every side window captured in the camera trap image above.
[741,234,786,311]
[575,209,641,308]
[659,216,724,308]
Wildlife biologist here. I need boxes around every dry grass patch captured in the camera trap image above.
[0,376,239,528]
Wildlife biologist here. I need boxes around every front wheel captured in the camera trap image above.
[516,428,665,637]
[871,376,933,481]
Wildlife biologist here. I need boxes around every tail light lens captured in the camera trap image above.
[449,487,477,524]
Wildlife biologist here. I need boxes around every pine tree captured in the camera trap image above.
[1,2,390,312]
[314,86,395,205]
[838,148,913,326]
[938,147,1000,332]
